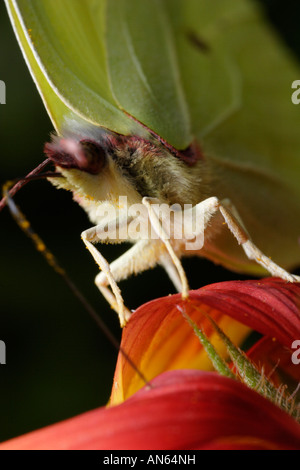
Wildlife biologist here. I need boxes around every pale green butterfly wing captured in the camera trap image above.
[166,0,300,272]
[6,0,75,131]
[6,0,191,148]
[105,0,191,149]
[6,0,136,134]
[6,0,300,274]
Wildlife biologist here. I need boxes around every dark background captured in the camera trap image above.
[0,0,299,442]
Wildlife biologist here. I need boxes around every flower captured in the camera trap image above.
[1,370,300,450]
[112,278,300,404]
[1,278,300,450]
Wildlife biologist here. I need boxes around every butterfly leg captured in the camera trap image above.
[143,195,300,293]
[159,255,184,293]
[218,198,300,282]
[142,197,190,298]
[95,238,171,326]
[81,226,131,326]
[142,195,236,296]
[82,213,170,326]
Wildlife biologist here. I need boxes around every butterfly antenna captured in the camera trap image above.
[2,179,151,389]
[0,158,53,212]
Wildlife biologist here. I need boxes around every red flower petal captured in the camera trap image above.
[1,370,300,450]
[247,336,300,394]
[112,278,300,402]
[194,278,300,346]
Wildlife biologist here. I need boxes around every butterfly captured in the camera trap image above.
[3,0,300,327]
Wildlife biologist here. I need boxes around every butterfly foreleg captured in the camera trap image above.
[143,196,300,299]
[81,213,170,326]
[218,199,300,282]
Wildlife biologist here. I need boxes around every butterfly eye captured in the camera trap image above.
[79,140,106,174]
[44,138,106,174]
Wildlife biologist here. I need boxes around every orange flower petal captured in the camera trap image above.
[112,279,300,403]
